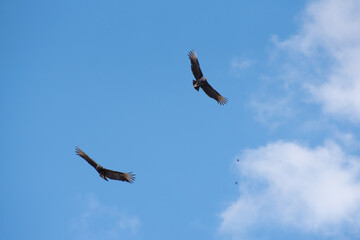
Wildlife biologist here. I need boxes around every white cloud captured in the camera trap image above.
[223,1,360,239]
[220,141,360,239]
[277,0,360,122]
[72,194,140,239]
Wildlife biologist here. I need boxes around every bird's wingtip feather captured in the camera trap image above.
[218,96,228,105]
[188,50,197,59]
[126,172,136,184]
[75,146,80,154]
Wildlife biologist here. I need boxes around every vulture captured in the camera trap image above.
[75,147,135,183]
[188,50,228,105]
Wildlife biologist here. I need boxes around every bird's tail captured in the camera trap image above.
[193,80,200,91]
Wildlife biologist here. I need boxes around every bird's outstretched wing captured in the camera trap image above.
[104,169,136,183]
[75,147,99,169]
[188,50,204,80]
[201,81,228,105]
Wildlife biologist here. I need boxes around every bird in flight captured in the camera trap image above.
[75,147,135,183]
[188,50,228,105]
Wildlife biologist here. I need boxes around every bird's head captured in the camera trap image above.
[193,80,200,91]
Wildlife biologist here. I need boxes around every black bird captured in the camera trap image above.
[75,147,135,183]
[188,50,228,105]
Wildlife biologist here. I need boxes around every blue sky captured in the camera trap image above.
[2,0,360,239]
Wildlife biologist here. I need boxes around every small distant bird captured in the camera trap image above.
[75,147,135,183]
[188,50,228,105]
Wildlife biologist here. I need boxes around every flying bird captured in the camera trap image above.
[75,147,135,183]
[188,50,228,105]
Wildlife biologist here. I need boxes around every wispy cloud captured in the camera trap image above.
[231,58,255,71]
[230,57,255,78]
[220,141,360,239]
[249,96,295,130]
[71,194,140,239]
[334,131,360,152]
